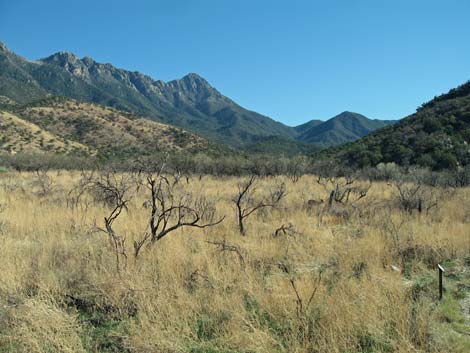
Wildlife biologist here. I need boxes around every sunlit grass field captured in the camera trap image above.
[0,171,469,353]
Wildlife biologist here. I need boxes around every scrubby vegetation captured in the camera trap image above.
[0,168,468,352]
[1,97,219,160]
[321,82,470,170]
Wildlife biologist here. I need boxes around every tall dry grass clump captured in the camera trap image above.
[0,170,469,352]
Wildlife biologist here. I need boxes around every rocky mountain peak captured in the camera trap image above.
[0,41,10,53]
[166,73,221,100]
[174,73,209,89]
[40,51,90,79]
[81,56,96,66]
[42,51,80,64]
[182,72,206,82]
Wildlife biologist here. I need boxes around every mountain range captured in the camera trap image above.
[295,112,395,146]
[321,81,470,170]
[0,40,394,151]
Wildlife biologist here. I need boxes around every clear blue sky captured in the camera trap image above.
[1,0,469,125]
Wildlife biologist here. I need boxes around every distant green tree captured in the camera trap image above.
[433,151,458,170]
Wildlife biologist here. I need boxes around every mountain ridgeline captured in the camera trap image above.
[296,112,395,146]
[0,40,393,151]
[321,81,470,170]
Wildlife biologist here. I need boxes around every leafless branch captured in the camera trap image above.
[206,239,245,268]
[233,175,286,235]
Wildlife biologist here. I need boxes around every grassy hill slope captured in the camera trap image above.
[1,97,220,160]
[321,82,470,170]
[0,110,92,155]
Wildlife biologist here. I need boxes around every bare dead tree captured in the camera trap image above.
[103,198,128,273]
[132,173,225,258]
[233,175,286,235]
[277,262,323,320]
[381,213,406,257]
[67,170,96,210]
[68,170,134,272]
[31,169,54,197]
[206,239,245,269]
[172,169,182,187]
[77,167,224,270]
[395,181,421,214]
[288,156,307,183]
[90,172,134,207]
[305,199,324,211]
[317,175,371,208]
[394,181,438,215]
[273,223,299,238]
[91,173,132,274]
[290,172,301,184]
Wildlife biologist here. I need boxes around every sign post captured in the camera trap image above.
[438,264,445,301]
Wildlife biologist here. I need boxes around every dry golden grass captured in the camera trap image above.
[14,99,208,154]
[0,111,91,155]
[0,172,469,353]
